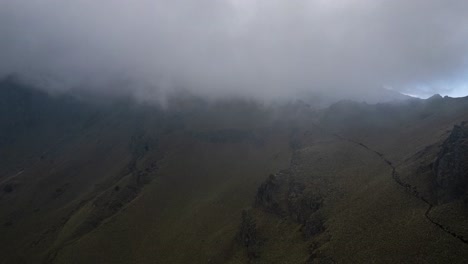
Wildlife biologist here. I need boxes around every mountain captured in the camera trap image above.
[1,78,468,263]
[296,88,414,109]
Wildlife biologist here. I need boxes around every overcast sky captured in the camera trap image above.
[1,0,468,100]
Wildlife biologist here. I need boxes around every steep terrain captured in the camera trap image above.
[1,79,468,263]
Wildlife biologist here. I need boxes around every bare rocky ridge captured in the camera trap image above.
[255,171,325,240]
[433,123,468,205]
[238,143,328,262]
[237,210,262,260]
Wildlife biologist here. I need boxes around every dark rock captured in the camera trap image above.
[287,182,323,224]
[52,187,65,199]
[256,171,325,234]
[3,184,13,193]
[302,213,325,239]
[255,173,285,215]
[237,210,261,259]
[433,123,468,204]
[70,158,161,241]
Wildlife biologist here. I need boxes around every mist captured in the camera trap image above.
[1,0,468,101]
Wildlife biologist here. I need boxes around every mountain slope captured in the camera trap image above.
[1,79,468,263]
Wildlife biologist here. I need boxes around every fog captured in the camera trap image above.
[1,0,468,101]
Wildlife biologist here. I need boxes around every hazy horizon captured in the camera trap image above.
[1,0,468,101]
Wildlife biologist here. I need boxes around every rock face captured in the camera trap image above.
[433,123,468,204]
[255,172,288,216]
[255,171,324,238]
[237,210,261,260]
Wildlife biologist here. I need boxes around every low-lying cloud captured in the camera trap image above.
[1,0,468,100]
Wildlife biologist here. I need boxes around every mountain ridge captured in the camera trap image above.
[1,79,468,263]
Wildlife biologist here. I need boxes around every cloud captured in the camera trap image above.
[1,0,468,100]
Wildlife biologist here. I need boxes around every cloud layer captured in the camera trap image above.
[1,0,468,100]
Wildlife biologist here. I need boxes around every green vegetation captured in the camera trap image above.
[1,80,468,263]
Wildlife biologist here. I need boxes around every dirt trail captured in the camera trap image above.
[0,169,24,185]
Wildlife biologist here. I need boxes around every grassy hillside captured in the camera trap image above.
[2,80,468,263]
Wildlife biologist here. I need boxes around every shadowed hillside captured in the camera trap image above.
[2,79,468,263]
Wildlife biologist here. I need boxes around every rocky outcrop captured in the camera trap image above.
[433,123,468,204]
[255,172,288,216]
[255,171,325,238]
[302,213,325,240]
[237,210,262,260]
[288,183,323,223]
[330,125,468,246]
